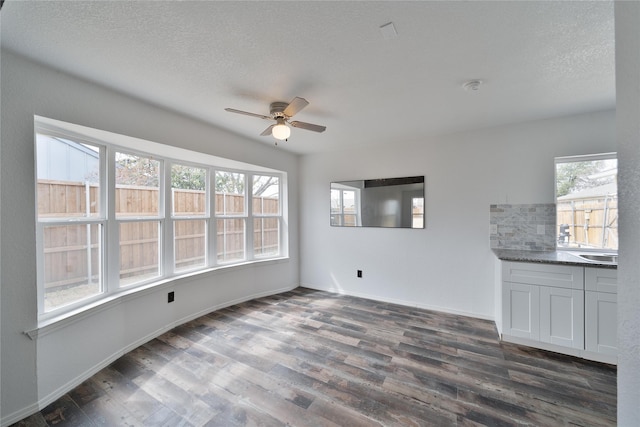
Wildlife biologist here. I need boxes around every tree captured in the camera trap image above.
[113,159,278,197]
[115,153,159,187]
[252,175,279,197]
[215,171,244,194]
[556,160,615,197]
[171,165,206,191]
[214,173,279,197]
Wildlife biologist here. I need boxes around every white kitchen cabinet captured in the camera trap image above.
[585,268,618,356]
[539,286,584,349]
[502,282,540,340]
[501,261,618,364]
[502,262,583,347]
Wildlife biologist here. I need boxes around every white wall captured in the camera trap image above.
[0,50,299,425]
[615,1,640,424]
[300,111,617,320]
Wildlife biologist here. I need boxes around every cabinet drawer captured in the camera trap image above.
[502,262,584,290]
[585,268,617,293]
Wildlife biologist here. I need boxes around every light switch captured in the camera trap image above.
[490,224,498,235]
[537,225,545,235]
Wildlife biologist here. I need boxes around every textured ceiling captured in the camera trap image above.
[0,1,615,155]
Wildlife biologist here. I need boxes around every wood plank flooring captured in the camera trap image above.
[13,287,616,426]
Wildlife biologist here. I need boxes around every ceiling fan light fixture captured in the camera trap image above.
[225,97,325,141]
[272,118,290,140]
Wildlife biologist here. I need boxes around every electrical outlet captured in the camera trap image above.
[357,270,363,278]
[537,225,546,235]
[490,224,498,235]
[168,291,175,303]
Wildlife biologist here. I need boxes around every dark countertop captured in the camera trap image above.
[492,249,617,269]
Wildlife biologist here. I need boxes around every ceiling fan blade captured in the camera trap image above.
[283,97,309,117]
[289,121,326,133]
[225,108,271,120]
[260,124,275,136]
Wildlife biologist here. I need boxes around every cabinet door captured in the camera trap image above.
[585,291,618,355]
[503,282,540,340]
[540,286,584,349]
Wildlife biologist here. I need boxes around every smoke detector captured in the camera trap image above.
[379,22,398,40]
[463,80,483,92]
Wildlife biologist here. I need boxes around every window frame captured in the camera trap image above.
[330,186,361,227]
[114,149,164,288]
[35,129,108,315]
[411,196,425,229]
[554,152,618,252]
[35,117,287,322]
[170,161,210,274]
[252,174,283,258]
[214,169,248,264]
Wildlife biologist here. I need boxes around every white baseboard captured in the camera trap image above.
[1,284,298,427]
[300,283,495,321]
[1,402,41,427]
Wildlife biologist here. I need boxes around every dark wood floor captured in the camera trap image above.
[13,287,616,426]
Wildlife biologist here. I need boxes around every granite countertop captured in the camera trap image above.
[492,249,618,269]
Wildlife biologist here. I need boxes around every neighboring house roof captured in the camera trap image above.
[558,182,617,200]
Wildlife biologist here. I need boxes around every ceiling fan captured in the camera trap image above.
[225,97,326,141]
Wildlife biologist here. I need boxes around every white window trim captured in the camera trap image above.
[34,116,288,324]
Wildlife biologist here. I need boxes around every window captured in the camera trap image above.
[215,171,246,263]
[172,164,208,272]
[412,197,424,229]
[330,187,360,226]
[116,152,162,286]
[253,175,281,257]
[36,134,104,313]
[35,117,287,319]
[555,153,617,251]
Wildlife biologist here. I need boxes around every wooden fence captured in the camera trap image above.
[38,180,279,289]
[557,196,618,250]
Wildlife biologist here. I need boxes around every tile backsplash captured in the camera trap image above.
[490,203,556,251]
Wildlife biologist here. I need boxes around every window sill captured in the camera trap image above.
[25,257,290,340]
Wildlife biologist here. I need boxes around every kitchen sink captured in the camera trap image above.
[575,253,618,264]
